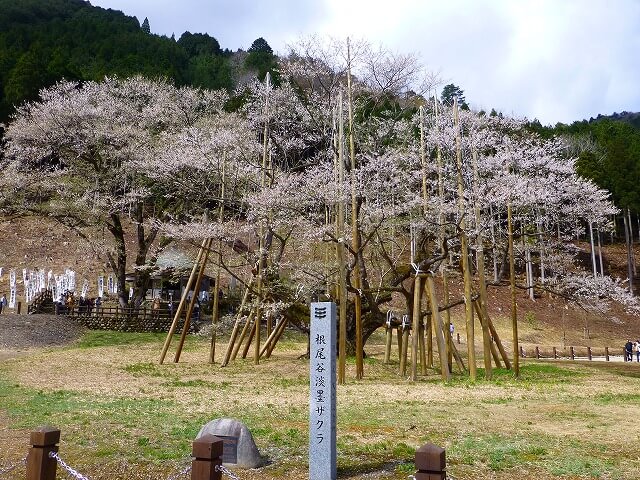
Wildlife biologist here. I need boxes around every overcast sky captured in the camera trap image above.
[90,0,640,125]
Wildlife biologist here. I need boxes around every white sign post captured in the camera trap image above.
[309,301,337,480]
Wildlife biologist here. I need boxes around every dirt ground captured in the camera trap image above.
[0,313,85,360]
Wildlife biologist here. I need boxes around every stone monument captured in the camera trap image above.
[309,302,337,480]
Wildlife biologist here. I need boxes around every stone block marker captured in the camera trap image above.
[414,443,446,480]
[191,434,223,480]
[196,418,263,468]
[309,301,337,480]
[26,426,60,480]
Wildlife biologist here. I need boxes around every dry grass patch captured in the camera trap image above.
[1,330,639,479]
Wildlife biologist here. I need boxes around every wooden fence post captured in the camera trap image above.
[553,347,557,359]
[570,346,575,360]
[535,346,540,359]
[17,301,22,314]
[605,347,609,361]
[26,427,60,480]
[191,434,223,480]
[587,347,592,361]
[414,443,446,480]
[456,333,460,344]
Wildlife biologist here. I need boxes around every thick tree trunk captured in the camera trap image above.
[106,214,128,307]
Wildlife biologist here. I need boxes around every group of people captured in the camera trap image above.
[55,291,101,315]
[624,340,640,362]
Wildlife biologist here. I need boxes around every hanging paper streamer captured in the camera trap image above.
[108,275,114,294]
[67,270,76,292]
[22,269,27,284]
[10,269,16,288]
[9,289,16,309]
[98,276,104,298]
[24,280,31,303]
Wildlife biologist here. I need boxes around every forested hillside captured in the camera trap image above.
[529,116,640,215]
[0,0,277,121]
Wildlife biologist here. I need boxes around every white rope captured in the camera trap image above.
[166,463,192,480]
[49,451,91,480]
[215,464,241,480]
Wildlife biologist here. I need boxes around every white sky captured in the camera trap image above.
[89,0,640,125]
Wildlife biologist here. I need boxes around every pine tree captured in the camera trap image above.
[141,17,150,34]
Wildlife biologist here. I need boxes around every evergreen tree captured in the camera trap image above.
[245,37,278,82]
[141,17,150,34]
[441,83,468,109]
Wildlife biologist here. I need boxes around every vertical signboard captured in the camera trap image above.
[309,301,337,480]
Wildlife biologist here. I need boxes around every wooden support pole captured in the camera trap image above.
[442,271,453,371]
[266,318,288,358]
[535,346,540,359]
[410,275,423,381]
[588,346,592,361]
[454,99,476,381]
[419,324,427,376]
[242,318,256,359]
[400,319,410,377]
[26,427,60,480]
[231,310,255,361]
[426,314,434,369]
[553,346,557,359]
[472,300,502,369]
[221,277,253,367]
[570,346,575,360]
[507,200,519,378]
[260,316,288,358]
[159,239,207,364]
[450,340,467,373]
[425,275,451,381]
[191,434,223,480]
[175,239,212,363]
[397,325,403,362]
[384,320,393,365]
[605,346,609,361]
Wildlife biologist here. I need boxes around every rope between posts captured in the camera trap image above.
[49,451,91,480]
[166,463,192,480]
[216,464,241,479]
[0,457,26,477]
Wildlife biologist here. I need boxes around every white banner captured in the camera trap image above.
[108,275,114,294]
[0,267,3,278]
[67,269,76,292]
[22,268,27,284]
[81,280,89,298]
[10,269,16,287]
[9,288,16,309]
[129,287,134,300]
[98,276,104,298]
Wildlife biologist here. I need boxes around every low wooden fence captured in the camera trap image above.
[519,345,627,361]
[2,426,448,479]
[66,306,200,333]
[1,426,227,480]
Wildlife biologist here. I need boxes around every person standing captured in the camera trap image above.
[0,294,7,314]
[636,340,640,362]
[625,340,634,362]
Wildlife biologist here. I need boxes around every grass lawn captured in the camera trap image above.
[1,329,639,479]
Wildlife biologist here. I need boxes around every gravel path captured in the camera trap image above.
[0,313,85,360]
